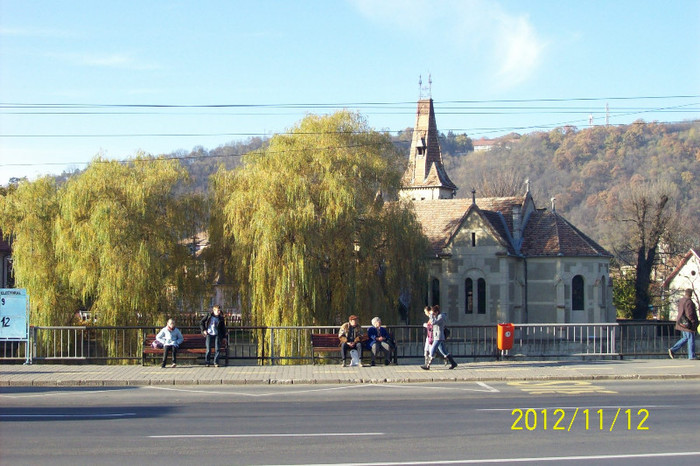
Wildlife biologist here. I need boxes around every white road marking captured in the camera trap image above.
[144,381,499,396]
[373,382,499,393]
[0,389,128,399]
[262,451,700,465]
[144,384,371,397]
[150,432,384,439]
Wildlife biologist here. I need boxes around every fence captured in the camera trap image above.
[0,321,691,364]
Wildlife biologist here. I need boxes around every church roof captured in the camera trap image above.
[410,196,524,255]
[520,209,611,257]
[410,196,611,259]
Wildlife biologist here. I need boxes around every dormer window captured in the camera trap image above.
[416,137,426,156]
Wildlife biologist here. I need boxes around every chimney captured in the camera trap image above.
[513,205,522,241]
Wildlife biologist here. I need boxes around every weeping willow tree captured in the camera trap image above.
[211,111,429,361]
[53,156,203,329]
[0,177,79,326]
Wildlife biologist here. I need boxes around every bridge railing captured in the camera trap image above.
[0,321,688,364]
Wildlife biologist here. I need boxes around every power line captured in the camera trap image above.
[1,94,698,109]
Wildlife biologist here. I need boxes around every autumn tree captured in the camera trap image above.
[53,156,205,327]
[611,181,677,319]
[0,177,79,326]
[212,111,428,360]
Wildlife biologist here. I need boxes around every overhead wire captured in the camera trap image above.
[0,94,698,170]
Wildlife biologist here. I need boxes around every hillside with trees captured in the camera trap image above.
[4,117,699,321]
[441,120,700,317]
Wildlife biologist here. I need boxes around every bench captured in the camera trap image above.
[310,332,396,365]
[142,333,228,366]
[310,333,341,364]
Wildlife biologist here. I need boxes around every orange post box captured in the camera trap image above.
[497,323,514,351]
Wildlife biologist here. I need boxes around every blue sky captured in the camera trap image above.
[1,0,699,185]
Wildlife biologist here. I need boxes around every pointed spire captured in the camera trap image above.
[400,93,458,201]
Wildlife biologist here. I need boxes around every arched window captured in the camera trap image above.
[465,278,473,314]
[572,275,584,311]
[477,278,486,314]
[431,278,440,307]
[601,275,606,305]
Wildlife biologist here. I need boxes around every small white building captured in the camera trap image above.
[662,248,700,319]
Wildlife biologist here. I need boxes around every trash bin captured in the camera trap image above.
[497,323,514,351]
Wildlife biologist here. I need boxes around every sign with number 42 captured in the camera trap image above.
[0,289,28,340]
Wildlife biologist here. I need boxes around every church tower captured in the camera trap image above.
[400,97,457,201]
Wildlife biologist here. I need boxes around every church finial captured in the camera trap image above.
[419,74,432,99]
[551,197,556,212]
[526,178,530,194]
[471,188,476,205]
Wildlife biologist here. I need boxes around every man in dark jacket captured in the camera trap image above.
[200,305,227,367]
[338,315,364,367]
[668,289,698,360]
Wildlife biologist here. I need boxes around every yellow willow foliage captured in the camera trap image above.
[0,177,79,326]
[53,155,199,328]
[211,111,429,362]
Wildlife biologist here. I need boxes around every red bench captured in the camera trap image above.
[142,333,228,366]
[310,333,341,364]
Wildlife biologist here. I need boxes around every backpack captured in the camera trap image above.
[444,327,451,339]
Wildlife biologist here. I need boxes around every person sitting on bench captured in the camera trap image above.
[367,316,394,366]
[338,315,364,367]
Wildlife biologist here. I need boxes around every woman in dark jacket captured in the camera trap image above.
[199,305,227,367]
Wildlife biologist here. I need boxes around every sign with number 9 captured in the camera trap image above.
[0,289,28,340]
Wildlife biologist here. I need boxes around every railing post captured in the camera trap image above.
[26,326,35,365]
[269,327,275,366]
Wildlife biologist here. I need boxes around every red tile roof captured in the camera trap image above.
[520,209,611,257]
[409,197,611,258]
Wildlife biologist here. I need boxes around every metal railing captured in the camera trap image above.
[1,321,691,364]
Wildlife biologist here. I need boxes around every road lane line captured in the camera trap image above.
[0,389,126,399]
[144,384,370,397]
[261,451,700,465]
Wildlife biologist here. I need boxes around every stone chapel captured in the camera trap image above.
[400,98,615,323]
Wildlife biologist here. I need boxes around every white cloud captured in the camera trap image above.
[0,27,76,38]
[492,14,546,89]
[49,51,161,71]
[349,0,547,90]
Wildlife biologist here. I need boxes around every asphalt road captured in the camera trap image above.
[1,380,699,465]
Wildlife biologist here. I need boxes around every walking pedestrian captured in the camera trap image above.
[420,305,457,370]
[669,289,698,360]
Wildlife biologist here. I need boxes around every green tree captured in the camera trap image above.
[212,111,428,360]
[0,177,79,326]
[612,270,636,319]
[53,156,202,327]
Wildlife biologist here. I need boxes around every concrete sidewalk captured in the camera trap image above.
[1,359,699,387]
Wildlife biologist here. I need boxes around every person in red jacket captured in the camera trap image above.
[668,289,698,360]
